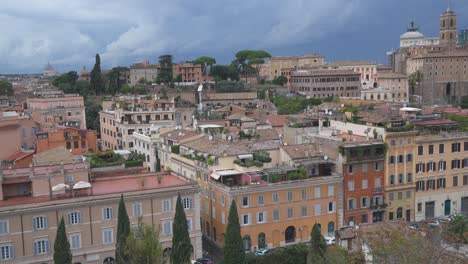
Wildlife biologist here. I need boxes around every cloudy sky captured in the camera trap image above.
[1,0,467,73]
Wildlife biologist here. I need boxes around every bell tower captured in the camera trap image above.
[439,5,457,47]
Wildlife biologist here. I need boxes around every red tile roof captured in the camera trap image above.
[4,151,33,162]
[267,115,289,127]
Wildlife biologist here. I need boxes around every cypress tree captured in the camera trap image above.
[310,223,327,257]
[171,193,192,264]
[224,200,245,264]
[90,54,103,95]
[54,217,72,264]
[116,194,130,264]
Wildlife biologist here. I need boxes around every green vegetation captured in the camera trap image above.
[171,145,180,154]
[0,80,14,96]
[446,214,468,244]
[85,96,102,131]
[126,218,163,264]
[119,83,148,95]
[273,95,322,114]
[106,67,130,95]
[54,217,72,264]
[272,76,288,86]
[193,56,216,76]
[287,168,307,180]
[171,194,193,264]
[157,55,173,86]
[447,114,468,131]
[214,81,249,93]
[234,151,271,168]
[246,243,309,264]
[232,50,271,81]
[224,200,245,264]
[90,54,105,95]
[310,223,327,258]
[116,195,130,264]
[88,151,144,168]
[209,65,240,81]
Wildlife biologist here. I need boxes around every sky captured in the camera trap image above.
[0,0,468,74]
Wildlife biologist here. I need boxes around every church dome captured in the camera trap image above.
[400,31,424,39]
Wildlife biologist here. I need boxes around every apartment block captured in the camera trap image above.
[261,54,325,81]
[0,112,39,163]
[0,148,202,263]
[414,132,468,221]
[384,132,417,222]
[173,63,204,83]
[340,142,386,225]
[25,93,86,129]
[129,61,159,86]
[36,127,98,155]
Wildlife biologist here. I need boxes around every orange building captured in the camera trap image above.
[173,63,204,83]
[36,127,97,155]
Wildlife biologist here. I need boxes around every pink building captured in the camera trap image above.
[26,93,86,129]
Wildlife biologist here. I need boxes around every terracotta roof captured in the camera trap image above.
[33,147,74,166]
[214,105,246,112]
[182,137,279,156]
[282,144,320,159]
[256,129,279,140]
[267,115,289,127]
[4,151,33,162]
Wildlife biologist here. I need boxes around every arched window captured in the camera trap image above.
[258,233,266,249]
[397,207,403,219]
[103,257,115,264]
[327,222,335,237]
[450,32,453,40]
[450,19,453,27]
[243,235,251,251]
[442,20,446,28]
[442,33,445,40]
[285,226,296,243]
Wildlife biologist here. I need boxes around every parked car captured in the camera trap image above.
[255,248,269,256]
[197,258,214,264]
[324,236,336,245]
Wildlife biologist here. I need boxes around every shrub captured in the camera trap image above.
[171,145,180,154]
[125,160,143,167]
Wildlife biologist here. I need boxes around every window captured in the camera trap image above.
[407,173,413,183]
[428,145,434,155]
[418,146,424,155]
[314,204,321,216]
[328,186,334,196]
[33,239,49,255]
[361,197,369,208]
[361,163,368,173]
[242,196,250,207]
[390,139,396,146]
[452,143,461,152]
[389,192,394,201]
[427,179,435,190]
[221,212,225,224]
[406,191,411,199]
[374,162,382,171]
[0,244,13,260]
[162,220,172,235]
[183,198,193,209]
[348,199,356,210]
[375,178,382,187]
[348,164,354,174]
[427,162,436,172]
[220,194,225,206]
[65,175,73,183]
[211,191,216,202]
[101,207,113,220]
[407,154,413,162]
[273,209,279,221]
[407,138,412,144]
[103,228,113,244]
[397,192,403,200]
[362,179,368,189]
[452,159,461,169]
[186,217,192,231]
[398,155,404,163]
[0,221,8,235]
[453,175,458,186]
[465,142,468,151]
[437,178,446,189]
[242,214,251,225]
[70,233,81,249]
[390,175,395,185]
[314,187,321,198]
[258,195,264,205]
[162,200,171,212]
[272,192,279,203]
[133,203,142,217]
[439,160,446,171]
[287,207,294,218]
[348,180,355,191]
[416,181,425,191]
[257,212,266,223]
[68,212,81,225]
[417,203,422,212]
[212,206,216,219]
[398,174,404,184]
[416,162,425,173]
[439,144,445,154]
[328,202,335,213]
[389,156,395,164]
[362,214,368,223]
[464,175,468,185]
[301,206,308,217]
[33,216,48,230]
[287,191,293,201]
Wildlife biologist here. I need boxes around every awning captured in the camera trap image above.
[52,183,69,192]
[237,154,253,160]
[73,181,92,190]
[210,169,241,180]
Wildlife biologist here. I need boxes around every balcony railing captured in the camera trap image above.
[370,203,388,211]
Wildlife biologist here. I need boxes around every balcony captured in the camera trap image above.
[370,203,388,211]
[373,187,384,194]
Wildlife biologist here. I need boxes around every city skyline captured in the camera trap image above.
[0,0,467,74]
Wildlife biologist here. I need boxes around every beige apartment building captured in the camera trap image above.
[261,54,325,81]
[290,69,361,99]
[129,61,159,86]
[325,61,379,90]
[0,148,202,263]
[414,132,468,221]
[0,112,39,162]
[361,72,409,103]
[384,132,417,222]
[26,93,86,129]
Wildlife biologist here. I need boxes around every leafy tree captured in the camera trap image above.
[273,95,322,114]
[107,67,129,95]
[155,156,161,172]
[85,97,102,131]
[90,54,104,95]
[116,194,130,264]
[310,223,326,257]
[193,56,216,76]
[126,218,164,264]
[52,71,78,87]
[157,55,173,86]
[446,214,468,243]
[272,76,288,86]
[233,50,271,81]
[174,74,183,83]
[224,200,245,264]
[209,65,239,81]
[0,80,14,96]
[171,193,192,264]
[408,70,423,88]
[54,217,72,264]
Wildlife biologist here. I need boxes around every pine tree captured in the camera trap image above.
[116,194,130,264]
[54,217,72,264]
[310,223,327,257]
[90,54,103,95]
[224,200,245,264]
[171,193,192,264]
